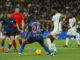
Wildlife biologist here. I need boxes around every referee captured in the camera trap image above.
[11,7,24,52]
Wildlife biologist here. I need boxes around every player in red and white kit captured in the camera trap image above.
[11,7,24,52]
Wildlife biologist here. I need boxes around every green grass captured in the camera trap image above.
[0,39,80,60]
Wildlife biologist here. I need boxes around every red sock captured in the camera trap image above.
[13,40,17,50]
[19,39,22,46]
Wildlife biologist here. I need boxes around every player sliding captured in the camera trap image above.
[46,10,66,55]
[65,15,80,47]
[18,17,54,56]
[1,12,20,53]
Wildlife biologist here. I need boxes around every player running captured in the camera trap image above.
[11,7,24,52]
[1,12,20,53]
[46,10,66,55]
[65,16,80,47]
[18,18,54,56]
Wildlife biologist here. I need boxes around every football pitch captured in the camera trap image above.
[0,39,80,60]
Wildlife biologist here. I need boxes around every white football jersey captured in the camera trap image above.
[52,13,62,31]
[69,17,76,28]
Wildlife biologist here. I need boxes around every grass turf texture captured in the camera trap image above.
[0,39,80,60]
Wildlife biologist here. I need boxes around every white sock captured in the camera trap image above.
[51,42,56,51]
[66,37,69,46]
[76,38,80,45]
[46,38,52,50]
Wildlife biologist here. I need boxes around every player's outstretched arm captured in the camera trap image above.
[46,20,52,23]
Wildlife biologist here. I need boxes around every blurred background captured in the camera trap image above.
[0,0,80,32]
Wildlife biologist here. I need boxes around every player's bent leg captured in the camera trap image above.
[50,36,58,55]
[46,34,53,51]
[18,40,30,56]
[1,35,7,53]
[65,35,69,47]
[47,38,52,50]
[17,34,23,46]
[74,36,80,47]
[46,34,57,53]
[38,39,54,56]
[6,36,15,53]
[51,42,58,55]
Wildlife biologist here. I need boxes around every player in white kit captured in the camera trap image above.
[46,10,66,55]
[65,17,80,47]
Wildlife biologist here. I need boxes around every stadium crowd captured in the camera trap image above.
[0,0,80,31]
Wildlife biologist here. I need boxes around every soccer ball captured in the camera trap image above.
[35,49,42,55]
